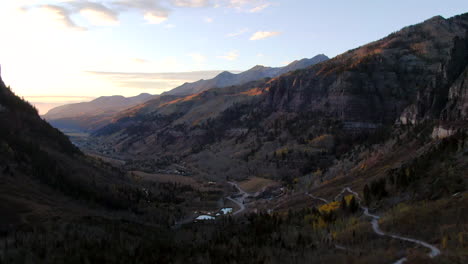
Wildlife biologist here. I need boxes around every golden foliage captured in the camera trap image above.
[344,195,354,205]
[442,236,448,249]
[319,201,340,213]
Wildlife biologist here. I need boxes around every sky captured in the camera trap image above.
[0,0,467,114]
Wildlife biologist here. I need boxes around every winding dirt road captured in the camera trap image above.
[226,182,254,215]
[308,187,441,264]
[227,182,249,215]
[306,192,329,204]
[173,182,248,227]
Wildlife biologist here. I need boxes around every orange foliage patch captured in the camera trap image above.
[161,93,201,107]
[240,88,264,96]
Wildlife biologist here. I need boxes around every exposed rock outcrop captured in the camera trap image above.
[89,14,468,180]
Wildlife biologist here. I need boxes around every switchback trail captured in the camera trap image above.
[307,187,441,264]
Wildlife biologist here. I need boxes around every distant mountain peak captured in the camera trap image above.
[249,65,268,71]
[315,53,328,58]
[163,54,329,96]
[426,15,445,22]
[218,71,235,77]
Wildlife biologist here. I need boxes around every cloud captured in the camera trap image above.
[249,3,271,13]
[73,1,119,26]
[250,31,281,40]
[172,0,211,7]
[226,28,248,37]
[226,0,272,12]
[217,50,239,61]
[227,0,250,8]
[19,1,274,31]
[143,12,168,24]
[188,53,207,63]
[164,23,176,28]
[116,0,170,24]
[204,17,214,23]
[38,4,86,31]
[80,9,119,26]
[21,1,120,30]
[20,0,217,30]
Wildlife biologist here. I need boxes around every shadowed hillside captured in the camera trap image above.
[91,14,468,182]
[1,13,467,264]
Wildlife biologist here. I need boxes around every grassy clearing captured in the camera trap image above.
[130,171,199,187]
[239,177,279,193]
[64,132,89,138]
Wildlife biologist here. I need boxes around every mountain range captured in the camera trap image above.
[90,14,468,181]
[163,54,329,96]
[43,93,155,132]
[1,13,467,264]
[43,55,328,132]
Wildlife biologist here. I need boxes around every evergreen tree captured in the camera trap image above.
[363,184,371,205]
[349,196,359,213]
[340,196,347,212]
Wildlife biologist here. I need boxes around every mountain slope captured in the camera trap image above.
[43,56,328,133]
[0,73,142,230]
[0,72,225,263]
[163,54,329,96]
[2,13,468,264]
[43,93,155,132]
[91,14,468,181]
[83,15,468,263]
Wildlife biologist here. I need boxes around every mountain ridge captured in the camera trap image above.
[44,93,155,118]
[89,13,467,181]
[42,93,157,132]
[44,55,329,132]
[163,54,329,96]
[1,13,467,264]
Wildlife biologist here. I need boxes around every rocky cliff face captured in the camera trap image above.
[90,14,468,180]
[262,15,468,126]
[442,65,468,121]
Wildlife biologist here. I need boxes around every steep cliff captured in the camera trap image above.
[90,14,468,180]
[262,15,468,125]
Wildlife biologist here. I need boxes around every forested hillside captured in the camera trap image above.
[0,13,466,264]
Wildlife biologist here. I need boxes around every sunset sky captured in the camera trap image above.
[0,0,466,114]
